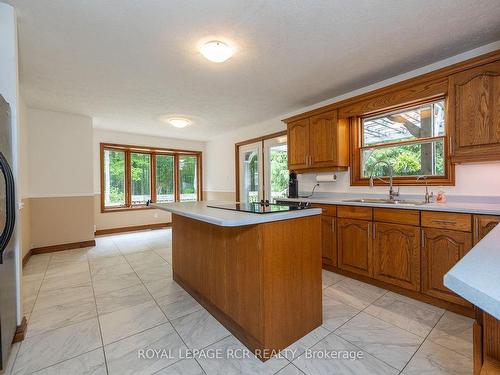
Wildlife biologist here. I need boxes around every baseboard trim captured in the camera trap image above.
[12,317,27,343]
[95,222,170,236]
[323,264,474,318]
[31,240,96,255]
[22,250,32,268]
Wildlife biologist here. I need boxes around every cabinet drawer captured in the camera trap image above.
[374,208,420,226]
[337,206,372,220]
[312,204,336,217]
[421,211,472,232]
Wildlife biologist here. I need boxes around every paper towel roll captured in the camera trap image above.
[316,174,337,182]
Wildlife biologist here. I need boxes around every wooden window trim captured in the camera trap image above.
[100,143,202,213]
[234,130,287,202]
[350,97,455,186]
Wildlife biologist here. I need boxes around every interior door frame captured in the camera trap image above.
[235,130,287,202]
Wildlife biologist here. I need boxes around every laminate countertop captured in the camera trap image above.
[444,224,500,320]
[278,196,500,215]
[152,201,321,227]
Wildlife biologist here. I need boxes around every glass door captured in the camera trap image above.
[238,142,262,203]
[264,135,288,202]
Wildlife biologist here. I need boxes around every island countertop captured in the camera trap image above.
[153,201,322,227]
[444,224,500,320]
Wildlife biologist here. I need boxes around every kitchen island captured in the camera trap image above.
[154,202,323,360]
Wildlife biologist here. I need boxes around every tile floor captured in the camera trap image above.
[3,228,474,375]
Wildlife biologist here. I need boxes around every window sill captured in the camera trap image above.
[101,205,154,213]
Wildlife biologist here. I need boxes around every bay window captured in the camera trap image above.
[100,143,202,212]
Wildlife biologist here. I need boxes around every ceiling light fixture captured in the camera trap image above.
[200,41,234,63]
[167,118,191,128]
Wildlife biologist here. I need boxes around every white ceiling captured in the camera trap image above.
[8,0,500,141]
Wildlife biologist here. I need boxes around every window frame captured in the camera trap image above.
[350,97,455,186]
[100,143,202,212]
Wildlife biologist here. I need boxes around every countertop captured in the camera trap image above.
[278,196,500,215]
[444,224,500,320]
[152,201,322,227]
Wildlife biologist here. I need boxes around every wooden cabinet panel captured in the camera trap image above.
[309,111,337,167]
[421,211,472,232]
[474,215,500,244]
[321,216,337,266]
[337,218,372,277]
[287,119,310,170]
[373,223,420,291]
[286,110,348,172]
[421,227,472,306]
[337,205,373,220]
[312,204,336,217]
[449,60,500,162]
[374,208,420,226]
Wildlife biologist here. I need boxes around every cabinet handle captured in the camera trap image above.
[305,155,308,166]
[310,155,313,166]
[373,223,376,239]
[367,223,371,239]
[432,219,456,225]
[421,229,425,248]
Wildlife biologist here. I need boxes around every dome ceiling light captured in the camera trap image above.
[200,40,234,63]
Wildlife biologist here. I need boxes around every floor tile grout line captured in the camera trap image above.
[86,252,111,375]
[118,235,199,374]
[11,255,51,371]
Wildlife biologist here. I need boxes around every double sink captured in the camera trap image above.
[342,198,427,206]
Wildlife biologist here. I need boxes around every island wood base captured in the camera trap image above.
[474,308,500,374]
[171,213,322,360]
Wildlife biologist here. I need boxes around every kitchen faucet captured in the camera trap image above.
[416,175,434,203]
[368,160,400,201]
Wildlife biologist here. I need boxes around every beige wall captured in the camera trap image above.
[94,195,171,231]
[30,196,94,248]
[20,198,31,259]
[25,108,95,248]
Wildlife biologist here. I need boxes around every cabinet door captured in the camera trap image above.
[373,223,420,291]
[421,228,472,306]
[309,111,337,168]
[321,216,337,266]
[337,218,372,277]
[449,60,500,162]
[287,119,309,170]
[474,215,500,244]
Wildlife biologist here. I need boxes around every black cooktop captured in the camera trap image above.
[207,201,312,214]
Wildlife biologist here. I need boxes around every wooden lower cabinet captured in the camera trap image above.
[474,215,500,245]
[421,227,472,306]
[373,222,420,291]
[321,216,337,266]
[337,218,372,277]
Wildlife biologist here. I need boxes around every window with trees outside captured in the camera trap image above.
[101,143,202,212]
[353,98,453,185]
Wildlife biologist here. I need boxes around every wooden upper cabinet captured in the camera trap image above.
[321,216,337,266]
[286,110,349,172]
[373,222,421,291]
[421,227,472,306]
[474,215,500,245]
[449,60,500,162]
[337,218,373,277]
[287,118,310,170]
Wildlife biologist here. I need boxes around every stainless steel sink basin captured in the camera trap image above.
[342,198,427,206]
